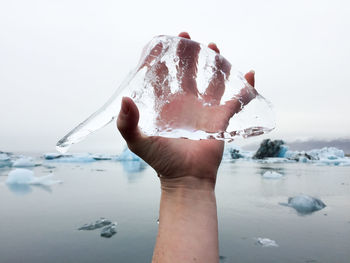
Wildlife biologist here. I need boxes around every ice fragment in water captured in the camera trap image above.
[12,157,36,167]
[280,195,326,214]
[78,218,112,230]
[6,169,62,186]
[255,237,279,247]
[57,35,275,153]
[100,223,117,238]
[262,171,284,179]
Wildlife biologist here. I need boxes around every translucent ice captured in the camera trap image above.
[56,35,275,153]
[78,218,112,230]
[255,237,279,247]
[6,168,62,186]
[280,195,326,214]
[100,223,117,238]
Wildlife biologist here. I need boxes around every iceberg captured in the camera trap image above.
[255,237,279,247]
[117,148,142,161]
[100,223,117,238]
[44,153,96,163]
[262,171,284,179]
[0,152,12,168]
[6,168,62,186]
[283,147,350,166]
[280,195,326,214]
[78,218,112,230]
[56,35,275,153]
[253,139,285,159]
[12,157,37,167]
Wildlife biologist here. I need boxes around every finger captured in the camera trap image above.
[117,97,143,144]
[178,32,191,39]
[176,37,201,96]
[208,42,220,54]
[202,55,231,105]
[244,70,255,87]
[223,70,257,117]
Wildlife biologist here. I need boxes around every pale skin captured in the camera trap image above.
[117,32,256,263]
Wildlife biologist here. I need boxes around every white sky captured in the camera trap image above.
[0,0,349,153]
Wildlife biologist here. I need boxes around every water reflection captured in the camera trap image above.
[7,183,52,195]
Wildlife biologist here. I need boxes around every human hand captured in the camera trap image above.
[117,32,255,191]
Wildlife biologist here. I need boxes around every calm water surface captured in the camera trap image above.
[0,159,349,263]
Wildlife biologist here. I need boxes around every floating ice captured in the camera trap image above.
[0,153,12,168]
[100,223,117,238]
[6,168,62,186]
[254,139,285,159]
[262,171,284,179]
[56,35,275,153]
[43,153,64,160]
[78,218,112,230]
[117,148,142,161]
[280,195,326,214]
[45,153,95,163]
[92,154,115,160]
[12,157,36,167]
[255,237,279,247]
[283,147,350,166]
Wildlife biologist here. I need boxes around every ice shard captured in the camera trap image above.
[57,35,275,153]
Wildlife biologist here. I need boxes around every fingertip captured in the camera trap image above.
[178,32,191,39]
[244,70,255,87]
[208,42,220,54]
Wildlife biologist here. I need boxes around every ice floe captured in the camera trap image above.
[262,171,284,179]
[12,157,37,167]
[6,168,62,186]
[224,145,350,166]
[78,218,117,238]
[78,218,112,230]
[44,153,96,163]
[279,195,326,214]
[255,237,279,247]
[100,223,117,238]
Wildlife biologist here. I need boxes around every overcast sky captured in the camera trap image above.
[0,0,349,153]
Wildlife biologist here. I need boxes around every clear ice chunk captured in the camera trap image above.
[100,223,117,238]
[78,218,112,230]
[56,35,275,153]
[280,195,326,214]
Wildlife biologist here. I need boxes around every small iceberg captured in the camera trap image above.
[43,153,65,160]
[262,171,284,179]
[100,223,117,238]
[6,168,62,186]
[255,237,279,247]
[78,218,117,238]
[45,153,95,163]
[12,157,37,167]
[280,195,326,214]
[117,148,142,161]
[78,218,112,230]
[0,152,12,168]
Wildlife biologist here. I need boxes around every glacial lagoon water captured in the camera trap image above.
[0,156,350,263]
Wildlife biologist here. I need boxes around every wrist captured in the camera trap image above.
[160,175,216,193]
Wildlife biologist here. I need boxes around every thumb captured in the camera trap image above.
[117,97,143,144]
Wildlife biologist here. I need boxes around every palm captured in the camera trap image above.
[118,33,255,182]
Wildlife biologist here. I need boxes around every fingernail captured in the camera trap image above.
[249,69,255,75]
[121,97,130,115]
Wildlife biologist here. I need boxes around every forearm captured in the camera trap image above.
[152,177,219,263]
